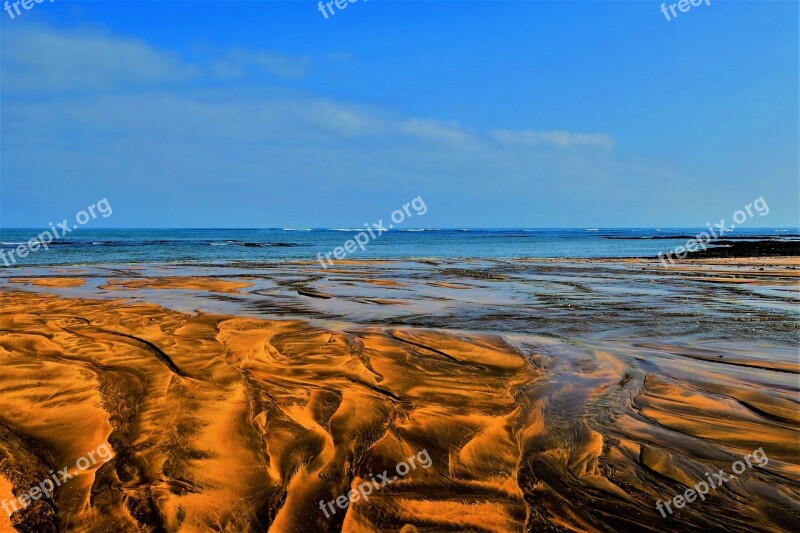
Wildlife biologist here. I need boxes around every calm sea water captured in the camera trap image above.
[0,228,797,267]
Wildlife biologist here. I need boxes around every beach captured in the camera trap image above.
[3,0,798,529]
[0,256,798,532]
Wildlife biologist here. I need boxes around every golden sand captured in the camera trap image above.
[9,277,87,288]
[0,291,534,531]
[100,276,253,293]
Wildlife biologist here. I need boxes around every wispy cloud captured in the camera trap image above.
[1,25,198,92]
[491,129,616,149]
[1,25,312,94]
[211,49,312,80]
[400,119,473,144]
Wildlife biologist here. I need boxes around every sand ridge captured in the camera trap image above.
[0,291,535,531]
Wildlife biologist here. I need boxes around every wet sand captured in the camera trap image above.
[0,257,798,532]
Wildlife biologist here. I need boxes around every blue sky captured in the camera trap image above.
[1,0,798,228]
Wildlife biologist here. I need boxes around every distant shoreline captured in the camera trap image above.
[0,229,798,269]
[657,238,800,260]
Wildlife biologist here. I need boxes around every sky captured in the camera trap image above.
[1,0,798,228]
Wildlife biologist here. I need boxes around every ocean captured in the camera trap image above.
[0,228,797,267]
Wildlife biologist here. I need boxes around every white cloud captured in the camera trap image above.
[401,119,474,144]
[0,25,312,94]
[218,49,312,79]
[1,25,199,92]
[491,129,616,149]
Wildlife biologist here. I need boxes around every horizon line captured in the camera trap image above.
[1,226,799,231]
